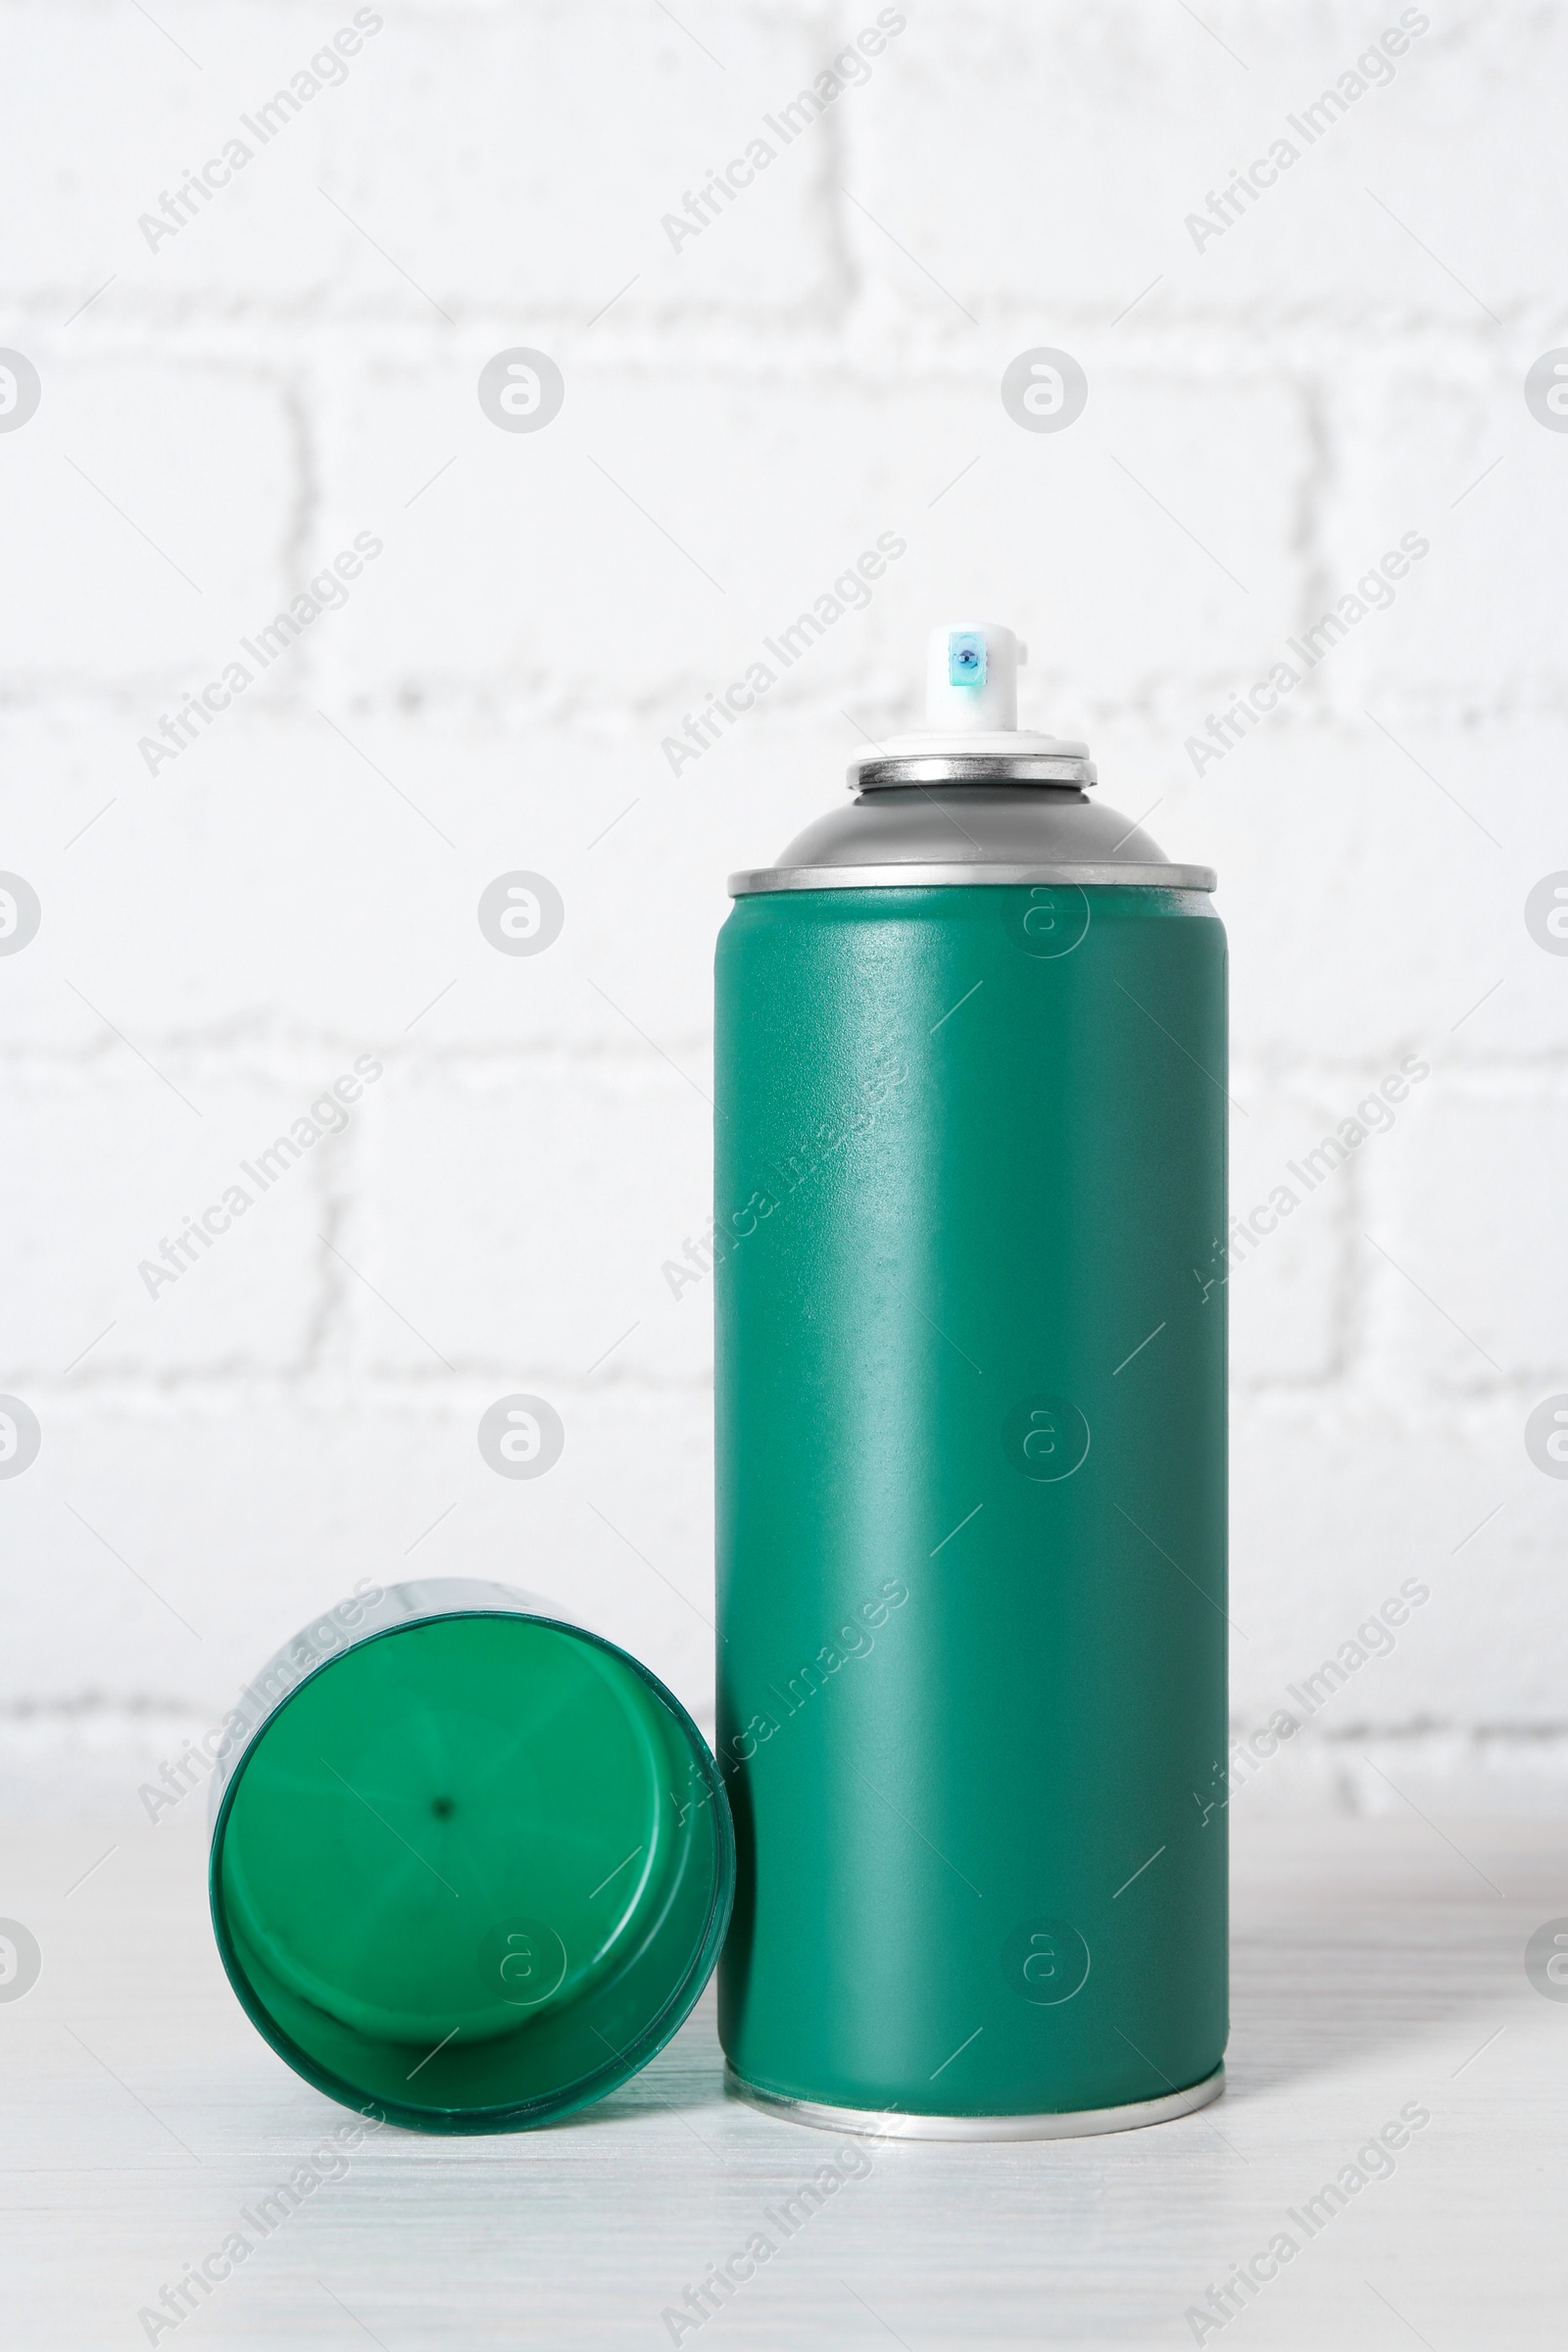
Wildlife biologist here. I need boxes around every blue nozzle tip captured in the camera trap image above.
[949,631,987,688]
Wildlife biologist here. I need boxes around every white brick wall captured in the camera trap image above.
[2,0,1563,1822]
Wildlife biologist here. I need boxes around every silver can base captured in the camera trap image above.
[725,2061,1225,2142]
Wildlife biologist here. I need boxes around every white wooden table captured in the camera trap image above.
[6,1809,1564,2348]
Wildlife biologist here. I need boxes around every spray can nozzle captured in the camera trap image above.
[926,621,1027,732]
[849,620,1092,791]
[948,632,986,685]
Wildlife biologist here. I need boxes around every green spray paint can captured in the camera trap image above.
[714,622,1227,2138]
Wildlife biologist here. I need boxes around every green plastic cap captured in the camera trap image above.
[209,1580,733,2132]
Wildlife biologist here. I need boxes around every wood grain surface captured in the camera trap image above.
[4,1809,1564,2348]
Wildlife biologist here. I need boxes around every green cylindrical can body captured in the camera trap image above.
[714,882,1227,2122]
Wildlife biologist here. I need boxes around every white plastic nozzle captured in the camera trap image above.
[843,617,1090,790]
[923,622,1026,732]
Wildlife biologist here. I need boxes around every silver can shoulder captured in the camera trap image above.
[730,787,1215,897]
[730,861,1216,896]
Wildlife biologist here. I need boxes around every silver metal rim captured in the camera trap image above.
[852,754,1098,790]
[725,2062,1225,2142]
[728,861,1217,898]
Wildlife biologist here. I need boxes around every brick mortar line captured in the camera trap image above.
[5,685,1567,721]
[5,303,1559,343]
[7,1050,1568,1079]
[0,1370,1548,1404]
